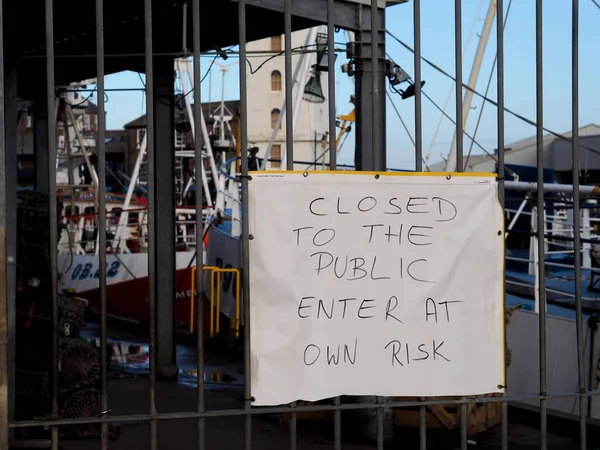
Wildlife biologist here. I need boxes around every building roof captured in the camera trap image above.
[427,154,488,172]
[105,130,127,154]
[467,123,600,169]
[427,123,600,172]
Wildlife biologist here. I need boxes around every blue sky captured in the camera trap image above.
[89,0,600,170]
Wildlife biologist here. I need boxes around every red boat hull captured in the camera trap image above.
[73,267,211,333]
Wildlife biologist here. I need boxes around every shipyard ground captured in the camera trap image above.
[38,322,593,449]
[54,376,589,450]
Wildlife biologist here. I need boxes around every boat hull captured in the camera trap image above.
[57,251,209,331]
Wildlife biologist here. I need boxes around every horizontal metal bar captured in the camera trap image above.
[10,389,600,428]
[22,48,339,60]
[8,440,51,448]
[505,279,600,303]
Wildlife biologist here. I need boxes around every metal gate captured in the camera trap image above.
[0,0,594,449]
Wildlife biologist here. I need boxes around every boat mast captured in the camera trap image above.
[443,0,497,172]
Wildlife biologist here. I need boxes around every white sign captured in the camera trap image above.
[248,172,505,406]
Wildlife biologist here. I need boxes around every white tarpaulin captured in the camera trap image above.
[248,172,505,406]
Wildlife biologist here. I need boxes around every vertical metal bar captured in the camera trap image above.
[0,0,7,444]
[372,0,383,436]
[95,0,108,448]
[192,0,205,448]
[454,0,463,172]
[376,397,383,450]
[460,400,467,450]
[238,1,252,449]
[44,0,59,447]
[496,0,508,448]
[327,0,342,434]
[284,0,294,171]
[413,0,422,173]
[182,2,188,53]
[144,0,158,448]
[327,0,337,171]
[333,397,341,450]
[571,0,586,448]
[419,397,426,450]
[371,0,380,171]
[455,4,466,446]
[535,1,547,448]
[283,0,297,445]
[413,0,426,442]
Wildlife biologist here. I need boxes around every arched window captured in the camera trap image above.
[271,109,281,129]
[271,70,282,91]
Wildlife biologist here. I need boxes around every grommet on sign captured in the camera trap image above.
[375,174,380,179]
[446,174,452,180]
[303,171,309,178]
[249,234,254,240]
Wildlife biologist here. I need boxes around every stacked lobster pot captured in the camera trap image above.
[15,191,116,439]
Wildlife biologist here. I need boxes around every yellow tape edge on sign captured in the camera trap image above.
[249,170,497,178]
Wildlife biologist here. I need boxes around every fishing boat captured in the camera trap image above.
[52,59,218,331]
[53,28,335,332]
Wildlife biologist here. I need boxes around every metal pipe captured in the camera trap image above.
[504,180,600,196]
[327,0,337,171]
[95,0,108,447]
[143,0,158,448]
[371,0,381,171]
[238,1,252,449]
[284,0,294,172]
[571,0,587,447]
[192,0,206,448]
[0,0,7,443]
[535,0,547,447]
[44,0,59,447]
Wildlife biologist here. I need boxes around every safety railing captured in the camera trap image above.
[189,265,241,338]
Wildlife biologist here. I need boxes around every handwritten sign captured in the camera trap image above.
[248,172,504,406]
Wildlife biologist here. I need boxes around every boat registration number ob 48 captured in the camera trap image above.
[248,172,505,406]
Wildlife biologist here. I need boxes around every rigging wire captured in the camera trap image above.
[244,42,347,75]
[591,0,600,10]
[387,90,415,146]
[387,89,429,168]
[408,84,520,178]
[464,0,515,170]
[385,29,600,159]
[424,0,487,168]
